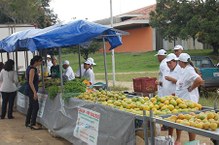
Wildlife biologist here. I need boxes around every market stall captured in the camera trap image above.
[0,19,134,145]
[2,19,219,145]
[39,94,136,145]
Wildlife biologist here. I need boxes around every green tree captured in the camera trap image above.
[150,0,219,53]
[196,0,219,54]
[61,41,102,60]
[0,0,57,28]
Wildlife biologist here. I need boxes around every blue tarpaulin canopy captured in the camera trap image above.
[0,29,39,52]
[0,20,123,52]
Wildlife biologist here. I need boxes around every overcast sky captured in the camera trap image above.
[50,0,156,22]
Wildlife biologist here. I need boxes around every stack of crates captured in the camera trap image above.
[133,77,157,94]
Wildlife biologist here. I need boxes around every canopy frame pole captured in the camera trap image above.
[1,52,3,62]
[58,48,63,93]
[26,51,29,67]
[102,37,108,89]
[110,0,116,87]
[13,52,15,61]
[39,50,45,92]
[24,51,27,68]
[24,51,29,69]
[45,49,48,68]
[7,52,9,59]
[15,51,18,75]
[78,45,82,78]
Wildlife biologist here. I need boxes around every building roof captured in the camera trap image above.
[95,4,156,29]
[119,4,156,21]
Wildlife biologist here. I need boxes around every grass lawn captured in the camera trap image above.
[199,95,217,107]
[62,48,218,74]
[62,48,218,82]
[95,72,158,81]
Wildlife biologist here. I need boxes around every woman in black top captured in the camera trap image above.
[25,56,42,130]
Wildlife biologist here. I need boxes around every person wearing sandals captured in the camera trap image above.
[0,59,18,119]
[25,56,43,130]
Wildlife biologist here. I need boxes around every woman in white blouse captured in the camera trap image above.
[0,59,18,119]
[174,53,203,145]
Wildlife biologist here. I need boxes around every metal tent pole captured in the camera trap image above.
[78,45,82,78]
[7,52,9,59]
[24,51,26,68]
[1,52,3,62]
[13,51,19,110]
[143,110,149,145]
[39,50,45,92]
[15,51,18,74]
[110,0,116,86]
[103,38,108,89]
[26,51,29,66]
[150,110,155,145]
[58,48,63,92]
[13,52,15,61]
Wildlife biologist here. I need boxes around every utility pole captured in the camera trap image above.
[110,0,116,86]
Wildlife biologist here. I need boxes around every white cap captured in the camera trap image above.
[47,55,51,58]
[174,45,184,50]
[52,56,57,60]
[63,60,70,65]
[154,49,167,56]
[166,53,178,62]
[87,57,96,65]
[84,60,92,65]
[178,53,191,62]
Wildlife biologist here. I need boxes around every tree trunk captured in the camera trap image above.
[212,44,219,54]
[193,37,196,49]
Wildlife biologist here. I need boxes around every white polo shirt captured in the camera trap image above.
[175,65,200,103]
[83,68,95,85]
[75,64,85,77]
[63,66,75,81]
[162,64,181,96]
[47,60,53,75]
[158,58,169,97]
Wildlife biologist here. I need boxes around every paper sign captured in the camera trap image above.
[37,93,48,118]
[74,107,100,145]
[17,92,25,108]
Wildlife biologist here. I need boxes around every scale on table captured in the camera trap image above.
[90,82,106,90]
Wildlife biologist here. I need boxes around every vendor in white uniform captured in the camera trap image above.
[175,53,203,103]
[173,45,184,57]
[174,53,203,145]
[62,60,75,81]
[155,49,169,97]
[162,53,183,142]
[83,60,95,85]
[162,53,181,96]
[46,55,53,75]
[75,57,96,77]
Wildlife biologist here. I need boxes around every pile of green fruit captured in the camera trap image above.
[76,91,202,116]
[165,111,219,131]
